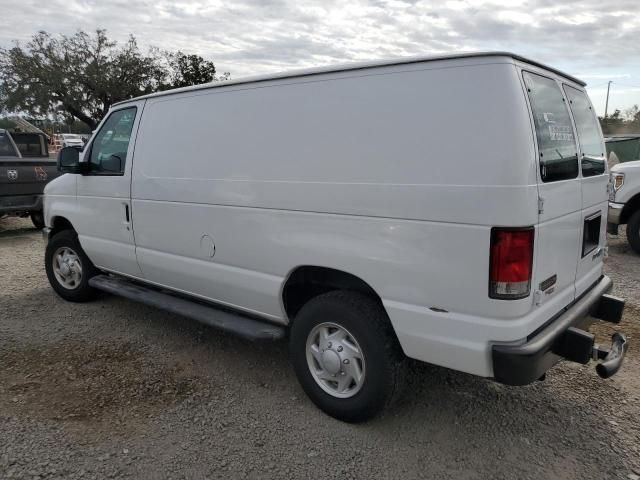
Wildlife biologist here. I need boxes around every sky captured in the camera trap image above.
[0,0,639,117]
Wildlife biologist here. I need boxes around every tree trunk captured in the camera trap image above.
[63,104,98,131]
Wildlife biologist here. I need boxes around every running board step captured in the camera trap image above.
[89,275,286,341]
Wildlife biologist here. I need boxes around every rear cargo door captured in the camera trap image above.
[563,85,609,296]
[523,71,582,305]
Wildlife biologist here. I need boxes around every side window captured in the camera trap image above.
[563,86,606,177]
[0,131,18,157]
[89,107,137,175]
[523,72,578,183]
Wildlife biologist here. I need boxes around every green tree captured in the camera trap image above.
[164,52,229,90]
[600,107,640,134]
[0,30,226,130]
[0,117,16,129]
[599,109,624,134]
[624,105,640,128]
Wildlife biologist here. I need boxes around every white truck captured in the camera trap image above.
[43,52,627,422]
[608,160,640,254]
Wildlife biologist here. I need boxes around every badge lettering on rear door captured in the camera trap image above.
[539,274,557,292]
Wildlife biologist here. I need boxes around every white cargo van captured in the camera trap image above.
[43,52,627,422]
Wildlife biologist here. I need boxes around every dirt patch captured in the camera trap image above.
[591,301,640,346]
[0,215,37,237]
[2,217,640,479]
[0,341,199,427]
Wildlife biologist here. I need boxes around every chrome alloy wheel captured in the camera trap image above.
[52,246,83,290]
[306,322,366,398]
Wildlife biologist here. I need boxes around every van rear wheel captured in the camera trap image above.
[289,291,405,422]
[45,230,99,302]
[627,210,640,255]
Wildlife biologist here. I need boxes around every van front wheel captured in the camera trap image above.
[289,291,405,422]
[45,230,99,302]
[627,210,640,255]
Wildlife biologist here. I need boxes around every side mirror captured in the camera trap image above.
[99,154,122,173]
[57,146,86,174]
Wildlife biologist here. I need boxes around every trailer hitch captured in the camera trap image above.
[593,332,628,379]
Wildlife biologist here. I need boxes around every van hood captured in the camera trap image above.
[44,173,75,196]
[611,160,640,174]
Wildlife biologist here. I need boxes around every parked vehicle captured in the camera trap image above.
[608,160,640,254]
[58,133,85,149]
[1,129,60,229]
[606,135,640,165]
[49,133,85,155]
[43,52,627,422]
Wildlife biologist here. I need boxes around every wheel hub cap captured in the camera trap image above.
[52,247,83,290]
[60,262,71,276]
[321,349,342,375]
[306,322,366,399]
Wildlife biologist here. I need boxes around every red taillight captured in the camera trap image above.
[489,227,534,300]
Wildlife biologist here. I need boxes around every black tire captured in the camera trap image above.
[45,229,99,302]
[627,210,640,255]
[289,290,405,422]
[30,210,45,230]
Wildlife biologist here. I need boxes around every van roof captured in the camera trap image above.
[114,51,585,106]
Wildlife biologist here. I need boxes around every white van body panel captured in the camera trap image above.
[43,174,77,228]
[129,57,542,377]
[44,53,608,378]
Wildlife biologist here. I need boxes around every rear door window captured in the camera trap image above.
[12,133,48,157]
[563,85,606,177]
[523,72,579,182]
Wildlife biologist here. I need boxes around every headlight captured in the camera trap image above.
[612,173,625,191]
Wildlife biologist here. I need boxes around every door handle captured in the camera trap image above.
[123,203,131,231]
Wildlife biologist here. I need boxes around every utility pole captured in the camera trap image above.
[604,80,612,118]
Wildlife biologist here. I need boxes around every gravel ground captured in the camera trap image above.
[1,216,639,479]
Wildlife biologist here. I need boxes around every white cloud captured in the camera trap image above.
[0,0,638,113]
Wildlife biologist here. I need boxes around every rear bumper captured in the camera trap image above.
[492,275,627,386]
[608,202,624,225]
[0,195,43,214]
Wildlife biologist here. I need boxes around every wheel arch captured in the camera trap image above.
[620,192,640,225]
[50,215,76,237]
[281,265,384,322]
